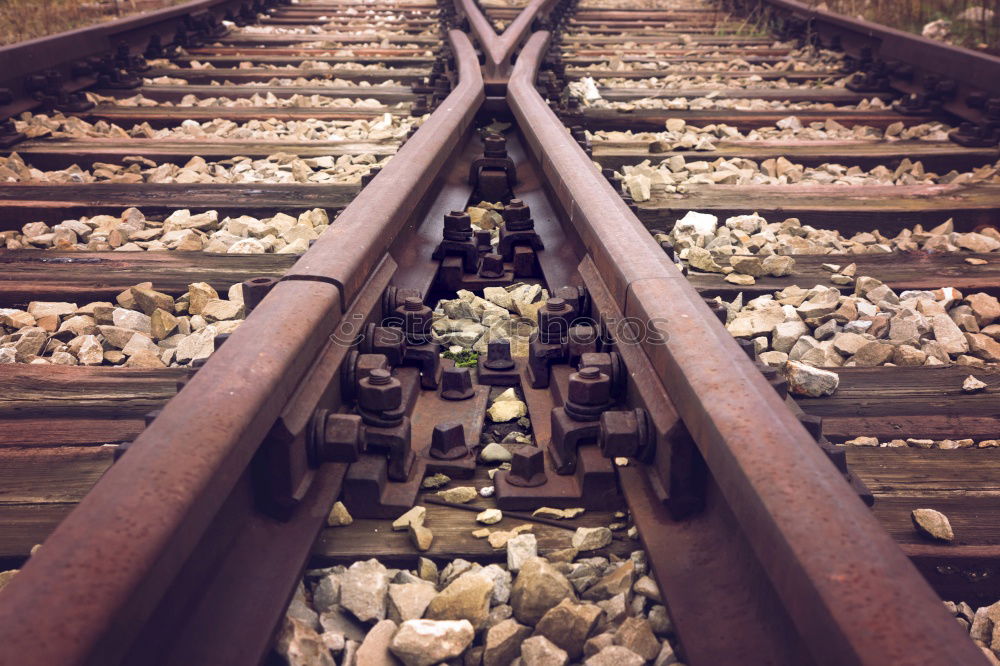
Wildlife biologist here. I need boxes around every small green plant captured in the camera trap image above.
[442,349,480,367]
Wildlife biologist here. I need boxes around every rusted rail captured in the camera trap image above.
[0,0,248,120]
[507,26,985,666]
[728,0,1000,125]
[0,25,482,666]
[0,0,997,663]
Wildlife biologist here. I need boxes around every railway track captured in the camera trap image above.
[0,0,998,663]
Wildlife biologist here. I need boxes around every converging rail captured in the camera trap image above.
[0,0,997,664]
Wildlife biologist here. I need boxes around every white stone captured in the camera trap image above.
[963,375,987,392]
[782,360,839,397]
[112,308,152,335]
[572,527,613,551]
[389,619,475,666]
[477,508,503,525]
[674,211,718,236]
[506,533,538,572]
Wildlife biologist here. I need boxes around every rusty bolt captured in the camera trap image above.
[113,440,133,462]
[358,368,402,412]
[430,422,468,459]
[411,95,429,117]
[705,299,728,324]
[143,409,161,427]
[365,325,406,366]
[568,366,611,406]
[355,353,390,386]
[361,167,381,187]
[599,409,640,458]
[502,198,530,223]
[443,210,473,241]
[502,199,534,232]
[441,365,474,400]
[478,253,505,278]
[484,340,514,370]
[213,333,229,353]
[396,296,433,341]
[0,119,20,136]
[759,365,788,399]
[311,412,362,464]
[483,132,507,158]
[538,297,571,344]
[506,445,547,487]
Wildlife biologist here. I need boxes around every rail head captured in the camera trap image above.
[0,28,484,666]
[507,28,986,666]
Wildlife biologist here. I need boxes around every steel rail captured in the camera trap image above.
[731,0,1000,121]
[0,27,483,666]
[508,28,986,666]
[756,0,1000,94]
[0,0,249,119]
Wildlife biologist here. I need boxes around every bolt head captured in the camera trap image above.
[568,369,611,406]
[358,373,402,411]
[507,445,547,487]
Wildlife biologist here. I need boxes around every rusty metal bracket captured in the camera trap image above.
[469,132,518,201]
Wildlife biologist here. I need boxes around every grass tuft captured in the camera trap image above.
[801,0,1000,53]
[0,0,186,46]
